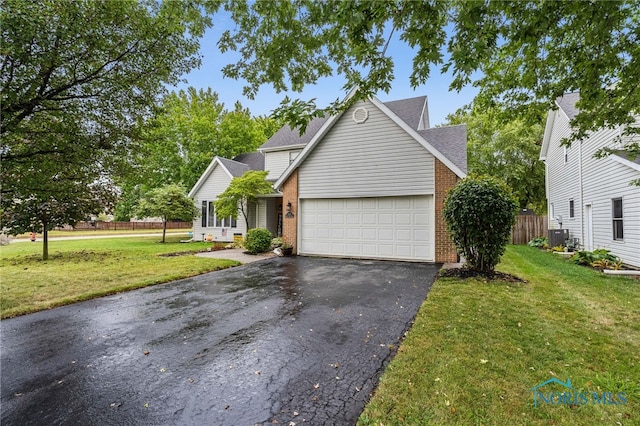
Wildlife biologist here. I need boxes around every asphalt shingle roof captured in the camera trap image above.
[217,157,249,178]
[384,96,427,129]
[232,152,265,171]
[557,92,580,120]
[259,116,330,150]
[417,125,468,173]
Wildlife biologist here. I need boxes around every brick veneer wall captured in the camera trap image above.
[281,169,299,253]
[434,159,460,263]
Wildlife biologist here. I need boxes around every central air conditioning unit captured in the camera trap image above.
[548,229,569,248]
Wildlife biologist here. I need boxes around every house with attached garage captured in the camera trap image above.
[189,89,467,263]
[540,92,640,268]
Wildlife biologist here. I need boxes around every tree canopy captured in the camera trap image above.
[446,107,546,213]
[1,0,211,243]
[215,171,273,231]
[216,0,639,155]
[135,184,199,243]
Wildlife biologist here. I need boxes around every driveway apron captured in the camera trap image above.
[1,257,439,425]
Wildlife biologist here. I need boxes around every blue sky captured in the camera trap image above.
[174,21,479,126]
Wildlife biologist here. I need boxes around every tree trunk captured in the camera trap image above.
[162,220,167,243]
[42,223,49,261]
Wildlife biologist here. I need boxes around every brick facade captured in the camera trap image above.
[281,169,299,253]
[434,158,459,263]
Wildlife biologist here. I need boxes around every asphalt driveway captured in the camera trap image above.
[1,257,439,425]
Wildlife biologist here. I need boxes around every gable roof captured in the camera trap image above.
[273,93,467,190]
[233,151,265,171]
[188,156,244,197]
[556,92,580,120]
[259,116,331,151]
[417,125,467,173]
[384,96,428,130]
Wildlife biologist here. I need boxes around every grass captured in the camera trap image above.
[11,228,190,238]
[359,245,640,426]
[0,236,238,319]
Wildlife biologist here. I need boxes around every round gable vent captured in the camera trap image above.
[352,107,369,124]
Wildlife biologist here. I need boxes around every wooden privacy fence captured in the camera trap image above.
[58,221,192,231]
[510,215,548,245]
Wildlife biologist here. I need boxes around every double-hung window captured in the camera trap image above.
[612,198,624,240]
[569,200,574,218]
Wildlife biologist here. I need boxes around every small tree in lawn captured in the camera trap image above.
[135,184,199,243]
[215,170,273,231]
[443,176,518,274]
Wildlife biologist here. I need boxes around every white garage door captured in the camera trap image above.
[299,196,434,261]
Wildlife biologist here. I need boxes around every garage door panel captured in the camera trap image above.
[300,196,434,261]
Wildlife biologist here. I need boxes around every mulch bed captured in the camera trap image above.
[440,267,527,283]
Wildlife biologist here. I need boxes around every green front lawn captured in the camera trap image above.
[359,246,639,425]
[0,236,238,319]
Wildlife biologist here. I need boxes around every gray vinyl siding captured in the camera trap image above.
[545,109,582,240]
[581,128,640,267]
[298,99,435,198]
[264,150,292,180]
[191,165,248,242]
[545,108,640,267]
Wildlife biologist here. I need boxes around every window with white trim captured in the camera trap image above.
[612,198,623,240]
[200,200,238,228]
[569,199,574,218]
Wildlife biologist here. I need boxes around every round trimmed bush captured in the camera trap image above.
[443,176,518,273]
[244,228,273,254]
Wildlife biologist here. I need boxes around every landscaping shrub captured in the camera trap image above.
[570,249,621,269]
[528,236,548,249]
[244,228,273,253]
[443,176,518,273]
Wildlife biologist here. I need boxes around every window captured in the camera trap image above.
[569,200,574,218]
[612,198,624,240]
[564,146,569,163]
[200,200,238,228]
[201,201,207,227]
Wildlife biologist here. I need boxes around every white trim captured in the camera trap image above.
[274,87,359,190]
[540,109,557,160]
[610,154,640,172]
[370,97,466,179]
[188,157,234,198]
[418,97,429,130]
[259,143,307,153]
[274,88,466,189]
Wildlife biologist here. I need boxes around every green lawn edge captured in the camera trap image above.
[0,236,240,319]
[358,245,639,426]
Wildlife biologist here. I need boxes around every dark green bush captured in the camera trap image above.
[244,228,273,254]
[443,176,518,273]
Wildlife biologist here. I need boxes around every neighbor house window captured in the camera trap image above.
[612,198,623,240]
[569,200,574,218]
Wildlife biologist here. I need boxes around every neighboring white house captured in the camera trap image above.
[189,90,467,263]
[540,92,640,268]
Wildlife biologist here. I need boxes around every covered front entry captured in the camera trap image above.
[299,195,434,261]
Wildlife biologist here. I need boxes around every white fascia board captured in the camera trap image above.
[187,157,233,198]
[610,154,640,172]
[540,109,556,161]
[369,97,467,179]
[259,144,307,153]
[274,87,359,190]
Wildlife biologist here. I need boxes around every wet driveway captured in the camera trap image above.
[1,257,439,425]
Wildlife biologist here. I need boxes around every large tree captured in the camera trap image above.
[446,107,546,213]
[134,88,279,191]
[216,0,639,157]
[1,0,212,245]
